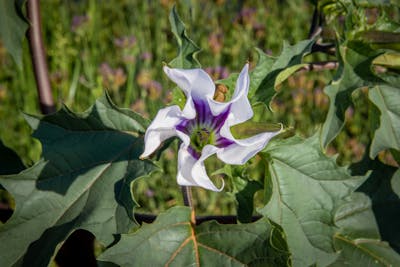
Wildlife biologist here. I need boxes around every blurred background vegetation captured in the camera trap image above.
[0,0,398,215]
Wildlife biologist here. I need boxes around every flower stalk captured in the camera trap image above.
[181,185,193,208]
[181,186,196,224]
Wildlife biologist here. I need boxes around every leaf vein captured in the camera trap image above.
[197,243,246,266]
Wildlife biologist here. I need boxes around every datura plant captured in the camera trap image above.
[1,4,400,267]
[140,64,281,191]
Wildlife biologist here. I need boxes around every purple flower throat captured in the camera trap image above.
[175,99,234,159]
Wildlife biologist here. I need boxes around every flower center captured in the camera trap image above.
[190,126,215,154]
[175,99,234,159]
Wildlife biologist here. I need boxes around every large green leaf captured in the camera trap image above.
[250,39,315,106]
[352,156,400,253]
[98,206,291,266]
[259,135,400,266]
[369,85,400,158]
[332,193,400,266]
[0,0,29,66]
[168,6,201,69]
[320,41,383,147]
[0,94,156,267]
[332,234,400,266]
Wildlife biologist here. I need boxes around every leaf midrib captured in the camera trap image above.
[334,234,392,266]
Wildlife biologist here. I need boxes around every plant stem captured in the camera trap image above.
[181,186,196,224]
[181,186,193,208]
[308,1,322,39]
[26,0,55,114]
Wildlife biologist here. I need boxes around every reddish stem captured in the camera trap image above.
[26,0,55,114]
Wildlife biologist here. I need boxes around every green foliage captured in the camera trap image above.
[0,94,156,266]
[234,122,283,137]
[250,40,315,106]
[260,135,400,266]
[352,156,400,253]
[0,1,399,266]
[369,85,400,158]
[218,40,315,108]
[168,6,201,69]
[319,0,400,161]
[0,0,28,66]
[320,41,383,148]
[98,206,290,266]
[234,178,263,223]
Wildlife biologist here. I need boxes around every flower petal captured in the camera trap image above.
[176,144,224,191]
[226,63,252,125]
[208,64,252,125]
[177,144,223,192]
[217,124,282,165]
[232,63,250,100]
[140,106,182,158]
[176,130,190,147]
[181,95,196,119]
[163,66,215,102]
[192,145,224,191]
[176,145,201,186]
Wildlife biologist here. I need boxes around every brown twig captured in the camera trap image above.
[26,0,55,114]
[300,61,339,72]
[311,42,336,55]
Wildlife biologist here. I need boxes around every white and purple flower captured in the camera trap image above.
[140,64,281,191]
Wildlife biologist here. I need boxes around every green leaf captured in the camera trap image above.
[321,41,383,147]
[250,39,315,107]
[374,52,400,70]
[231,121,283,139]
[214,165,264,224]
[168,6,201,69]
[218,39,313,107]
[0,139,25,175]
[171,87,186,110]
[98,206,291,266]
[0,0,29,67]
[369,85,400,158]
[331,192,400,266]
[168,6,201,110]
[260,134,372,266]
[332,235,400,266]
[352,156,400,253]
[0,94,156,267]
[235,179,263,223]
